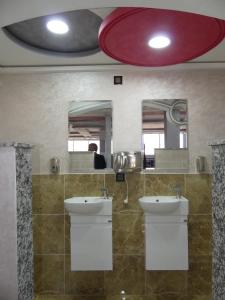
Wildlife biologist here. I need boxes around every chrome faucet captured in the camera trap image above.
[172,183,182,199]
[101,187,109,198]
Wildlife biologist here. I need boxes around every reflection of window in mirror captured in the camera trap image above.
[142,100,188,170]
[68,101,112,171]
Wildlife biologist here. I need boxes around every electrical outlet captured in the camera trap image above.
[116,172,125,182]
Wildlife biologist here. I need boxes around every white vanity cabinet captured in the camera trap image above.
[64,196,113,271]
[139,196,189,270]
[71,215,112,270]
[145,215,188,270]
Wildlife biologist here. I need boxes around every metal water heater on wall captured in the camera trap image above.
[113,151,142,173]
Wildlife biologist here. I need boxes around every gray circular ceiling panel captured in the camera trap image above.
[3,10,102,56]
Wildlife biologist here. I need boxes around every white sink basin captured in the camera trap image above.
[139,196,181,214]
[64,197,104,215]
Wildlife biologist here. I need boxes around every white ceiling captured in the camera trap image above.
[1,0,225,71]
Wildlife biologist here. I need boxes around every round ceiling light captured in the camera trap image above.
[99,7,225,67]
[148,35,171,49]
[46,19,69,34]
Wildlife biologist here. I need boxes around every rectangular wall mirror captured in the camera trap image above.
[68,101,112,172]
[142,99,188,172]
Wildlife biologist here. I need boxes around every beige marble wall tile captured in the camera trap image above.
[188,256,212,297]
[126,173,145,211]
[113,213,144,255]
[32,175,64,214]
[145,175,185,196]
[105,173,144,212]
[64,174,104,198]
[33,215,64,254]
[65,255,104,295]
[188,215,212,257]
[146,271,188,295]
[34,255,64,294]
[104,255,145,296]
[184,175,212,214]
[105,174,126,212]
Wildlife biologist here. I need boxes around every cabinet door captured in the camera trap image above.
[146,222,188,270]
[71,223,112,271]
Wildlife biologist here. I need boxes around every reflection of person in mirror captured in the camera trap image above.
[88,143,106,169]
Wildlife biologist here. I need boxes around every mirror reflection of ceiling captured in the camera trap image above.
[4,10,103,56]
[143,99,188,132]
[143,107,165,132]
[68,101,112,139]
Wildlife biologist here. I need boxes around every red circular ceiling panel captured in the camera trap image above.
[99,8,225,66]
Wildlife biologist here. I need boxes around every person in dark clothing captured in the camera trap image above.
[88,143,106,169]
